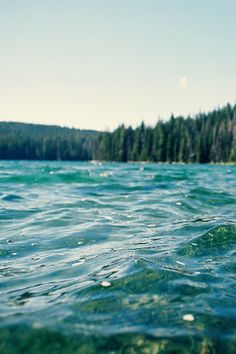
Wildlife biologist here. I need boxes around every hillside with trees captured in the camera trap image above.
[0,122,98,161]
[0,103,236,163]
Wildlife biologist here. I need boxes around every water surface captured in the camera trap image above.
[0,161,236,353]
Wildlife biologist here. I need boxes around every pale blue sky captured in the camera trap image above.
[0,0,235,130]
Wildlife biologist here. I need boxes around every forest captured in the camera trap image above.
[0,103,236,163]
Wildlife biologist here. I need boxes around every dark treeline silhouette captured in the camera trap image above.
[95,103,236,163]
[0,122,98,161]
[1,103,236,163]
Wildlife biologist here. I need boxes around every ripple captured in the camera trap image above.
[177,224,236,257]
[0,161,236,352]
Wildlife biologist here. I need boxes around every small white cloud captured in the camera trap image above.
[178,76,188,89]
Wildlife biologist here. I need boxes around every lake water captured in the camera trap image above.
[0,161,236,353]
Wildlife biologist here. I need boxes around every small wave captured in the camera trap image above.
[177,224,236,257]
[2,194,24,202]
[0,162,236,352]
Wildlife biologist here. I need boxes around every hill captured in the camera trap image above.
[0,122,99,161]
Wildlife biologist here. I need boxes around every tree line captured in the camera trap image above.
[0,103,236,163]
[0,122,98,161]
[94,103,236,163]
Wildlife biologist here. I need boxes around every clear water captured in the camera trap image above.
[0,161,236,353]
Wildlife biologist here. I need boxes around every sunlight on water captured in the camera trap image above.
[0,161,236,353]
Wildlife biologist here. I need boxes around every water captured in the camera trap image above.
[0,161,236,353]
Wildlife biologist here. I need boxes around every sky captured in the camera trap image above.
[0,0,235,131]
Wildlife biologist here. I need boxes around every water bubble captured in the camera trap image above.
[33,322,42,329]
[183,314,195,322]
[100,172,110,178]
[101,281,111,287]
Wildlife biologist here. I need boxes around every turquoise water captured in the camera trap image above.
[0,161,236,353]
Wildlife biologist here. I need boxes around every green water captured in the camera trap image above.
[0,161,236,353]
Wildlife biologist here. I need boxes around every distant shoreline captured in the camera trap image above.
[1,103,236,163]
[0,159,235,165]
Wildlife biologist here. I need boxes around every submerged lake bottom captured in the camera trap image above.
[0,161,236,353]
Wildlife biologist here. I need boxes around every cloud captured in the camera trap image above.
[178,76,188,89]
